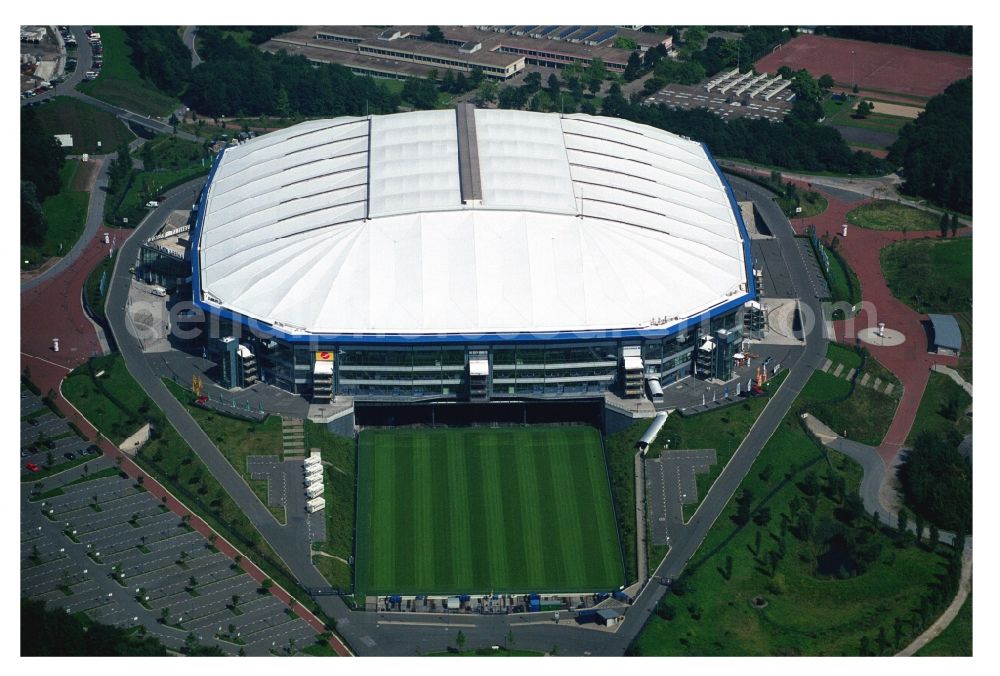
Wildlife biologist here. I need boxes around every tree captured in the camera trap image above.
[231,594,240,608]
[477,78,498,104]
[586,58,607,93]
[623,51,642,81]
[547,73,561,98]
[752,507,772,527]
[724,554,733,580]
[860,635,871,656]
[818,73,835,90]
[441,70,456,94]
[939,212,950,238]
[424,26,445,43]
[455,629,466,651]
[579,100,597,115]
[928,523,939,551]
[914,512,924,544]
[20,181,47,246]
[523,71,542,94]
[950,214,960,236]
[896,508,909,544]
[401,77,439,110]
[854,100,874,118]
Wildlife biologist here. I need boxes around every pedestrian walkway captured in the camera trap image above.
[789,186,962,464]
[282,417,305,459]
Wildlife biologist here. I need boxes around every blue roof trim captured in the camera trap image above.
[701,141,757,300]
[190,146,228,308]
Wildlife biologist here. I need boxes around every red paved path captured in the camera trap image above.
[21,226,116,373]
[20,223,353,656]
[789,186,959,465]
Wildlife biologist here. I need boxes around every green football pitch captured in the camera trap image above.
[355,426,625,595]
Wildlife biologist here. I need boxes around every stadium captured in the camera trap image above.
[190,105,757,404]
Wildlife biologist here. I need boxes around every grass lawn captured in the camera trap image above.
[62,354,156,444]
[822,245,862,313]
[33,96,135,154]
[356,426,624,595]
[915,594,972,656]
[162,379,285,524]
[631,403,957,655]
[648,372,787,522]
[906,372,972,445]
[846,200,941,232]
[803,344,900,447]
[76,26,180,118]
[301,641,341,657]
[83,252,116,320]
[61,353,333,627]
[880,237,972,313]
[822,97,911,136]
[311,551,352,590]
[304,420,356,588]
[106,165,209,228]
[23,161,90,269]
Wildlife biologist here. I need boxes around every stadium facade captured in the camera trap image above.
[190,105,757,403]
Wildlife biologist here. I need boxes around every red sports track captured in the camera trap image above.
[756,35,972,99]
[20,226,353,657]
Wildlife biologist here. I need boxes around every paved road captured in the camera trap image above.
[28,27,201,142]
[718,159,972,228]
[21,154,111,293]
[182,26,201,67]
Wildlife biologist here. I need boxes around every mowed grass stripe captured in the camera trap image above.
[466,434,494,588]
[569,441,615,587]
[446,436,474,589]
[354,434,375,594]
[429,432,454,588]
[369,435,395,590]
[389,436,416,590]
[411,436,436,588]
[497,433,529,589]
[360,427,625,593]
[514,434,547,585]
[529,431,569,586]
[547,437,591,587]
[584,433,623,588]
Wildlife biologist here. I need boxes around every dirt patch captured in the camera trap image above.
[756,34,971,99]
[850,146,889,159]
[71,158,102,192]
[870,101,922,119]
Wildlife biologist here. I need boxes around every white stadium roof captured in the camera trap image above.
[195,108,750,337]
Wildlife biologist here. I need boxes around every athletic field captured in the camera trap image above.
[355,426,625,595]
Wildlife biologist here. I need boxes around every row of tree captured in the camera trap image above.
[897,429,972,534]
[888,77,972,214]
[21,108,67,246]
[122,27,192,97]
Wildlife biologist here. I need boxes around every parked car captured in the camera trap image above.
[20,449,32,458]
[82,445,100,456]
[43,440,56,449]
[25,463,40,473]
[27,417,39,427]
[63,452,77,461]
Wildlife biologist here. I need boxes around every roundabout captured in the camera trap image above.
[857,326,906,348]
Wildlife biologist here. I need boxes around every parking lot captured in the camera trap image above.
[644,84,794,123]
[644,449,717,546]
[21,388,99,477]
[21,382,322,656]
